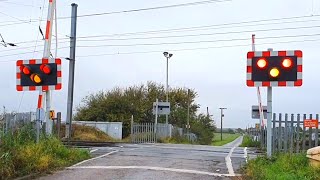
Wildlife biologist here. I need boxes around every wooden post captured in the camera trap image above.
[56,112,61,139]
[296,114,300,153]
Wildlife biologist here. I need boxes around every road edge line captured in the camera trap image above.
[71,150,119,167]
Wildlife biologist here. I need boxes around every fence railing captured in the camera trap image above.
[248,113,319,153]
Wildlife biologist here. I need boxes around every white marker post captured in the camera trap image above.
[43,0,56,135]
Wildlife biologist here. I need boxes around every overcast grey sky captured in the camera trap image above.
[0,0,320,128]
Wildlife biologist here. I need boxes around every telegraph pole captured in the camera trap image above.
[66,3,78,139]
[187,89,190,140]
[219,108,227,141]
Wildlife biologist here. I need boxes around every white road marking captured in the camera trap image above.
[89,149,98,153]
[68,166,240,177]
[225,147,235,176]
[72,150,119,167]
[225,136,243,176]
[244,147,248,163]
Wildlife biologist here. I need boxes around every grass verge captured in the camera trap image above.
[211,133,240,146]
[0,124,90,179]
[158,135,191,144]
[59,124,116,142]
[240,135,260,147]
[242,153,320,180]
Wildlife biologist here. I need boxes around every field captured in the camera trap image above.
[211,133,240,146]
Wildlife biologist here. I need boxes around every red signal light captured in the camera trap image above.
[22,66,31,75]
[257,58,267,69]
[282,58,292,68]
[40,64,51,74]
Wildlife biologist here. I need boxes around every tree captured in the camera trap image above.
[190,114,216,145]
[74,82,200,137]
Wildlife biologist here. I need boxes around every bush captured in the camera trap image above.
[243,153,320,180]
[240,135,260,147]
[0,124,90,179]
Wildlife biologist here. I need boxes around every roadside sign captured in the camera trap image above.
[304,119,319,128]
[152,102,170,115]
[246,50,303,87]
[16,58,62,91]
[50,110,55,120]
[252,105,267,119]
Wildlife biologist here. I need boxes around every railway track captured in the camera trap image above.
[62,140,128,147]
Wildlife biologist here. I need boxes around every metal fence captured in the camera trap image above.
[131,122,198,143]
[1,112,36,133]
[248,113,319,153]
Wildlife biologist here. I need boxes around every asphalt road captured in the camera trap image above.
[40,136,254,180]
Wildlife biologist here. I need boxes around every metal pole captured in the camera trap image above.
[267,48,273,157]
[166,57,169,125]
[221,109,223,141]
[66,3,78,139]
[187,89,190,141]
[57,112,61,139]
[220,108,227,141]
[155,99,158,136]
[43,0,56,135]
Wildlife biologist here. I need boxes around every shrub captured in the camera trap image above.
[240,135,260,147]
[243,153,320,180]
[0,124,90,179]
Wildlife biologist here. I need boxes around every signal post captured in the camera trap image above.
[246,49,303,157]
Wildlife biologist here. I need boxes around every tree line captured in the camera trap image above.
[74,82,216,144]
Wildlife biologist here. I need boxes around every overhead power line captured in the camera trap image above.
[1,38,319,63]
[7,15,320,46]
[75,38,320,58]
[0,0,229,26]
[75,24,320,42]
[61,0,230,19]
[1,33,320,58]
[75,33,320,48]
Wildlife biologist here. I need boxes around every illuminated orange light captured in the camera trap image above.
[30,74,42,84]
[270,68,280,78]
[257,58,267,69]
[282,58,292,68]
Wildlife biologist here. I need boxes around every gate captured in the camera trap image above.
[250,113,319,153]
[131,123,157,143]
[131,123,172,143]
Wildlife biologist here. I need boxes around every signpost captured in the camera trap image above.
[247,49,303,157]
[152,102,170,115]
[252,105,267,119]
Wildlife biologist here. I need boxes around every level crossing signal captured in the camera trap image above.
[246,50,302,87]
[16,58,62,91]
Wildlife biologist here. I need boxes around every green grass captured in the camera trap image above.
[240,135,260,147]
[243,153,320,180]
[211,133,240,146]
[0,124,90,179]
